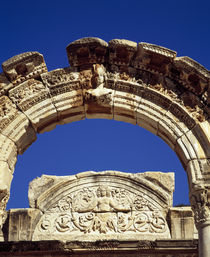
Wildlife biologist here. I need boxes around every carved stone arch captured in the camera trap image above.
[0,38,209,238]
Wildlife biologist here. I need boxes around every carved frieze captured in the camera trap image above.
[8,79,57,132]
[41,68,84,124]
[30,171,174,241]
[0,95,36,153]
[33,185,170,240]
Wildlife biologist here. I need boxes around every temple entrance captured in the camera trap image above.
[0,37,209,256]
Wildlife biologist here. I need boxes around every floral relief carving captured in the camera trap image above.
[9,79,46,105]
[190,185,210,226]
[34,185,169,237]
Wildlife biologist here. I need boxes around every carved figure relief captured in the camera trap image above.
[33,185,170,240]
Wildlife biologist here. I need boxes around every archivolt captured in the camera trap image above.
[0,37,209,227]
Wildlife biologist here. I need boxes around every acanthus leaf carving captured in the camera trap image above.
[190,184,210,226]
[34,185,169,238]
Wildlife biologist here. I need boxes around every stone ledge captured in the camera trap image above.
[0,239,198,256]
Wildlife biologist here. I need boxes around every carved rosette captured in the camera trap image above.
[32,173,173,241]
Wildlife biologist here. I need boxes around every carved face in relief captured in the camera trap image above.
[32,183,171,241]
[96,186,110,198]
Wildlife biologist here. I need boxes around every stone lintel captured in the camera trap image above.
[0,239,198,256]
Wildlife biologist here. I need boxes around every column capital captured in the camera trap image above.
[190,183,210,228]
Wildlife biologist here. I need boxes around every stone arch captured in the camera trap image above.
[0,38,209,235]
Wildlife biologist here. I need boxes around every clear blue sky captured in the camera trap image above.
[0,0,209,209]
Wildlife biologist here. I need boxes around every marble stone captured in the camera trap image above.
[28,171,174,241]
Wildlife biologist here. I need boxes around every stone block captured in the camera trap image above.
[0,161,13,193]
[175,131,206,166]
[187,159,210,186]
[0,73,13,97]
[66,37,108,67]
[133,42,176,74]
[168,101,196,130]
[114,88,140,125]
[0,96,36,154]
[186,159,204,186]
[85,86,114,120]
[6,208,42,241]
[169,207,197,239]
[172,57,209,95]
[0,134,17,171]
[2,52,47,86]
[158,110,189,150]
[41,68,85,124]
[9,79,58,133]
[192,121,210,158]
[28,171,174,241]
[137,97,168,136]
[108,39,137,66]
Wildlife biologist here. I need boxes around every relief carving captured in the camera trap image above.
[0,193,9,229]
[190,185,210,226]
[0,96,19,131]
[2,52,47,85]
[79,69,93,89]
[42,68,80,92]
[34,185,169,238]
[9,79,48,109]
[81,64,114,115]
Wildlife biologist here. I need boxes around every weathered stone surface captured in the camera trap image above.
[189,183,210,227]
[172,57,209,95]
[83,64,114,119]
[109,39,137,67]
[137,99,165,136]
[0,96,36,153]
[133,42,176,74]
[175,131,206,169]
[66,37,108,67]
[169,207,198,239]
[8,79,58,133]
[28,171,174,241]
[114,80,141,124]
[0,134,17,171]
[0,74,13,97]
[2,52,47,85]
[0,38,209,252]
[0,161,13,229]
[192,121,210,158]
[41,68,85,124]
[6,209,42,241]
[0,239,198,257]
